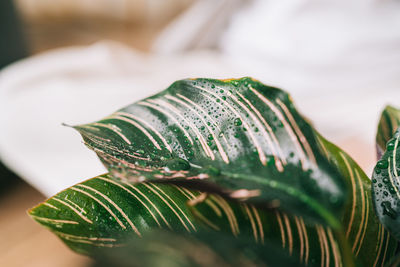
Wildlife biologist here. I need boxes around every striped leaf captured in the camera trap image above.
[191,194,348,266]
[316,135,398,267]
[29,174,332,266]
[29,174,202,255]
[92,229,305,267]
[372,127,400,241]
[30,171,396,266]
[74,78,347,227]
[376,106,400,159]
[190,132,400,267]
[29,78,399,266]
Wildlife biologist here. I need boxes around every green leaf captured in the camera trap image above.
[29,78,399,266]
[372,127,400,241]
[29,174,202,255]
[316,134,398,267]
[376,106,400,159]
[30,170,396,266]
[74,77,347,227]
[190,194,353,266]
[30,174,339,266]
[91,229,305,267]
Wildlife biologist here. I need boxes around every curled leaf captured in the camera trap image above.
[74,78,347,227]
[372,127,400,240]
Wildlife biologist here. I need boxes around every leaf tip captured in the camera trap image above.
[61,122,72,128]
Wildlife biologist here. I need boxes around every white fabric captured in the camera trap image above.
[0,42,239,196]
[1,0,400,196]
[219,0,400,174]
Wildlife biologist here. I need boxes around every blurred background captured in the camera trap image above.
[0,0,399,266]
[1,1,192,266]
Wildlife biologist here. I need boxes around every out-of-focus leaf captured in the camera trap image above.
[376,106,400,159]
[91,229,305,267]
[316,134,398,267]
[74,77,347,227]
[190,193,352,267]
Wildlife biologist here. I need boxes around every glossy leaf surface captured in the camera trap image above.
[74,78,347,227]
[29,174,202,254]
[29,78,400,267]
[372,127,400,241]
[376,106,400,159]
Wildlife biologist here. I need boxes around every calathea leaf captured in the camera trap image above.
[372,127,400,241]
[30,170,397,266]
[188,136,397,266]
[91,229,305,267]
[29,174,202,255]
[30,135,399,266]
[316,134,398,267]
[376,106,400,159]
[190,194,351,267]
[29,173,346,266]
[74,77,347,227]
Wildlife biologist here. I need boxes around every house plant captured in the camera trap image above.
[29,78,400,266]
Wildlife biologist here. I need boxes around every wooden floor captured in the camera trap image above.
[0,182,93,267]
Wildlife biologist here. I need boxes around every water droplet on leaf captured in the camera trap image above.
[234,118,242,126]
[165,158,191,171]
[377,160,388,169]
[387,142,395,151]
[381,201,397,219]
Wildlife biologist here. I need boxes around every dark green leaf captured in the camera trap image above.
[91,229,305,267]
[30,173,343,266]
[376,106,400,159]
[29,174,202,255]
[74,77,347,227]
[190,193,353,267]
[30,169,397,266]
[29,78,400,267]
[316,134,398,267]
[372,127,400,241]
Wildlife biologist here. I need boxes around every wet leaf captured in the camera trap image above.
[74,78,348,227]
